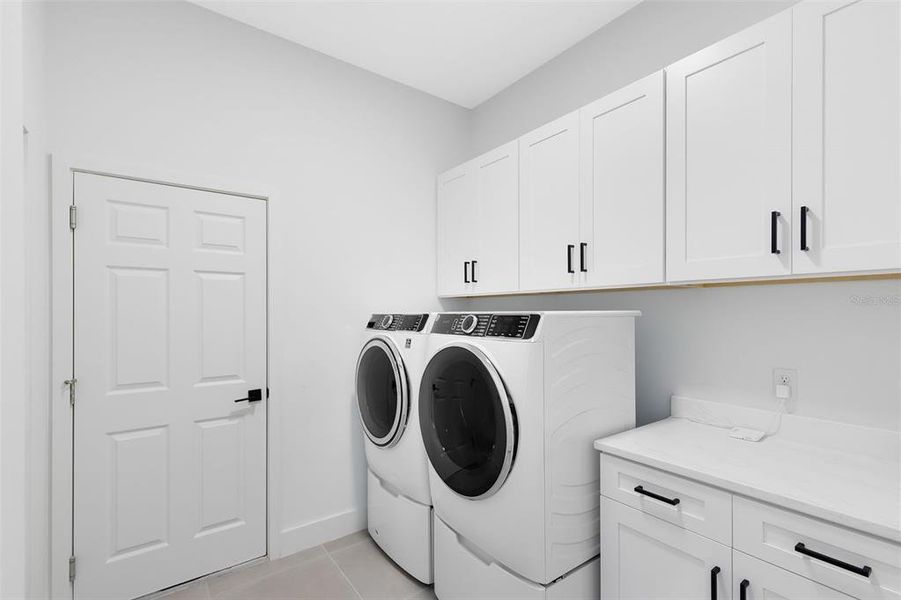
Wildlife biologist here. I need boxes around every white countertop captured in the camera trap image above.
[594,397,901,543]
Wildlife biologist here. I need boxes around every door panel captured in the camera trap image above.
[600,497,732,600]
[733,551,855,600]
[74,173,267,600]
[437,165,475,296]
[474,142,519,294]
[666,12,792,282]
[793,0,901,274]
[519,112,581,291]
[580,71,665,287]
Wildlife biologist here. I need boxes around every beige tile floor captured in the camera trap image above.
[152,531,435,600]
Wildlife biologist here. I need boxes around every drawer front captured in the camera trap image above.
[734,496,901,599]
[733,550,854,599]
[600,454,732,545]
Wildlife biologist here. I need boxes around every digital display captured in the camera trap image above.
[491,316,525,336]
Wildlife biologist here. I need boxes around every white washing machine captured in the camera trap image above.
[418,311,639,599]
[356,313,433,584]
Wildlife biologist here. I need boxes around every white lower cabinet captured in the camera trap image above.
[600,497,732,600]
[734,551,854,600]
[600,456,901,600]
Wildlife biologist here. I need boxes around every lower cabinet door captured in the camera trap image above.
[600,497,732,600]
[733,551,854,600]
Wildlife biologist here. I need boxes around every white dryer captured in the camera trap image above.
[418,311,639,599]
[356,313,433,584]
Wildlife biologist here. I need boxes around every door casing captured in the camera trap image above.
[50,155,281,599]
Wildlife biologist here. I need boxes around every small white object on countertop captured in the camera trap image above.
[594,396,901,543]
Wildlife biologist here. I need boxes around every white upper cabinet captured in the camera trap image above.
[436,1,899,297]
[792,0,901,274]
[519,111,581,292]
[580,71,665,288]
[665,12,792,282]
[473,142,519,294]
[436,165,475,297]
[436,143,519,297]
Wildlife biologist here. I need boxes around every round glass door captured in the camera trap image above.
[356,338,408,447]
[418,344,516,499]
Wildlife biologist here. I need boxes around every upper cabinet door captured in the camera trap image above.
[793,0,901,274]
[436,164,475,297]
[580,71,665,288]
[666,12,792,282]
[473,142,519,294]
[519,112,581,292]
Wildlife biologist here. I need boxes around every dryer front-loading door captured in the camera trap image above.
[419,343,516,500]
[356,337,409,447]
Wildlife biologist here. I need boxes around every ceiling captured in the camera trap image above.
[190,1,642,109]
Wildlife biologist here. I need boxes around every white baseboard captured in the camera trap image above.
[277,507,366,558]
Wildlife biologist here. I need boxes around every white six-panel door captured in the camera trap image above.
[792,0,901,274]
[73,173,267,599]
[666,11,792,282]
[580,71,665,288]
[519,111,581,291]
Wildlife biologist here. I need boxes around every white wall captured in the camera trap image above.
[452,0,901,432]
[1,1,31,598]
[23,1,51,597]
[471,0,797,154]
[42,0,469,566]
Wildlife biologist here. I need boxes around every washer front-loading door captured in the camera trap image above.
[419,344,516,500]
[356,337,409,447]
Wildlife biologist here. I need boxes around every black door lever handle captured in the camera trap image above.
[235,388,263,403]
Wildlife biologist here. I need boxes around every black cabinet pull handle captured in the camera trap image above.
[471,260,478,283]
[800,206,810,251]
[567,244,575,274]
[464,261,470,284]
[740,579,749,600]
[771,210,781,254]
[794,543,872,577]
[234,388,262,403]
[580,242,588,272]
[634,485,680,506]
[710,566,721,600]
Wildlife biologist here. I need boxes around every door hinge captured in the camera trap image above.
[64,378,77,407]
[69,205,77,230]
[68,555,76,583]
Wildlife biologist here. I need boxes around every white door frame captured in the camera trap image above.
[50,155,282,599]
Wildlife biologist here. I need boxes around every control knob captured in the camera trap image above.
[379,314,394,329]
[460,314,478,334]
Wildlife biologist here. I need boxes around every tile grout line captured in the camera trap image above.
[325,550,365,600]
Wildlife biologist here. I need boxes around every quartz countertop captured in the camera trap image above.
[594,397,901,543]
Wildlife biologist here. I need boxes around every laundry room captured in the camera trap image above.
[0,1,898,599]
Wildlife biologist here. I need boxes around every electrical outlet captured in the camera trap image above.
[773,368,798,400]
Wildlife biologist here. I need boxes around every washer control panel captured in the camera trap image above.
[367,313,428,332]
[431,313,540,339]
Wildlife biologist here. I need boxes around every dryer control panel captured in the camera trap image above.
[367,313,428,332]
[431,313,540,340]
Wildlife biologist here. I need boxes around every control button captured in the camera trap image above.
[460,314,478,334]
[379,315,394,329]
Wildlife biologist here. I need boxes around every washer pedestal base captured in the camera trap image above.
[434,514,598,599]
[367,469,433,584]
